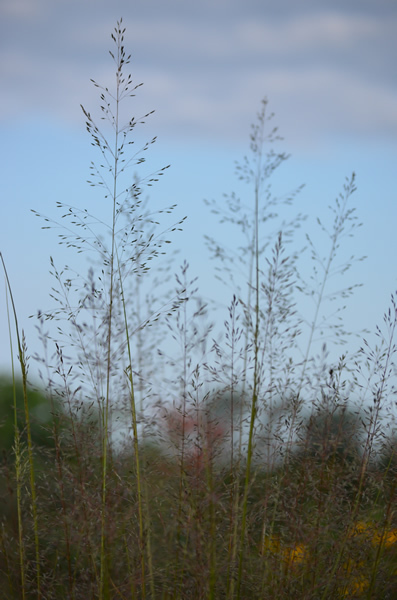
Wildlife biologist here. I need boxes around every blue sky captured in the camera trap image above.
[1,0,397,385]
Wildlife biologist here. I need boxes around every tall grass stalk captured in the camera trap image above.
[287,172,362,450]
[236,103,263,598]
[260,173,365,591]
[78,20,155,597]
[320,292,397,600]
[116,244,151,597]
[4,274,25,599]
[1,252,40,598]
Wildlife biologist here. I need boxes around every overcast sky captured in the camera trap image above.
[2,0,397,145]
[1,0,397,382]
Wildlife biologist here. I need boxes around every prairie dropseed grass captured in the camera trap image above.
[1,19,397,600]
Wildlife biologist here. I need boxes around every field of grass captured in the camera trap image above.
[1,20,396,599]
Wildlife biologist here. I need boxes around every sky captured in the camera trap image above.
[1,0,397,389]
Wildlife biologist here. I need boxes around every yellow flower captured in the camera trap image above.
[340,559,369,597]
[261,536,307,568]
[342,573,369,597]
[379,528,397,548]
[350,521,397,548]
[350,521,374,538]
[283,544,307,567]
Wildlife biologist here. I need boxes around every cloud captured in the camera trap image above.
[131,64,397,148]
[0,3,396,148]
[231,12,382,56]
[0,0,43,18]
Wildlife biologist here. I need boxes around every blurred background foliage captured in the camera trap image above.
[0,375,62,453]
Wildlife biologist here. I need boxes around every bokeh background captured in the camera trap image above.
[1,0,396,381]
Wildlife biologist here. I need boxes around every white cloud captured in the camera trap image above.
[0,0,42,18]
[0,5,396,148]
[117,12,387,61]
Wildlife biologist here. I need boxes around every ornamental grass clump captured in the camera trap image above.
[1,18,397,600]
